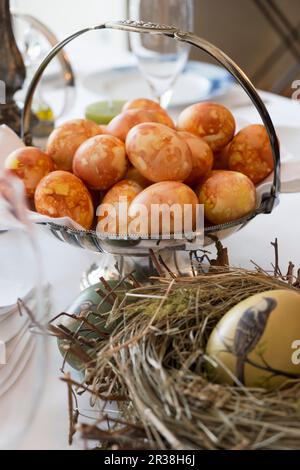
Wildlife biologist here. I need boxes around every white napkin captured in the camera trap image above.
[0,125,25,169]
[0,125,299,231]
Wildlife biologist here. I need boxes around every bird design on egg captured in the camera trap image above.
[206,289,300,389]
[232,297,277,384]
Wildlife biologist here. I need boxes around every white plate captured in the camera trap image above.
[0,288,51,343]
[0,343,40,449]
[0,283,51,319]
[0,295,51,344]
[82,61,234,108]
[0,323,32,383]
[0,335,35,396]
[0,285,35,317]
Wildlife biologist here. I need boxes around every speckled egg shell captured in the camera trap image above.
[123,98,164,113]
[126,123,193,183]
[98,124,111,135]
[73,135,127,191]
[46,119,102,171]
[124,166,152,188]
[198,170,256,225]
[107,108,174,142]
[5,147,54,198]
[213,143,231,170]
[128,181,199,236]
[177,102,236,152]
[97,179,143,235]
[179,131,214,186]
[228,124,274,184]
[35,170,94,229]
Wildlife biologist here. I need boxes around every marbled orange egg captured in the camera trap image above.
[126,123,192,183]
[228,124,274,184]
[124,166,152,188]
[123,98,163,113]
[97,179,143,235]
[128,181,199,236]
[179,131,214,186]
[177,102,236,152]
[198,170,256,225]
[107,108,174,142]
[46,119,103,171]
[98,124,111,135]
[5,147,54,198]
[34,171,94,229]
[73,135,127,191]
[213,143,231,170]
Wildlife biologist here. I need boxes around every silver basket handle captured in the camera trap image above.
[21,20,280,215]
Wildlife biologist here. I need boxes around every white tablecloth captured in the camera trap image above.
[15,46,300,449]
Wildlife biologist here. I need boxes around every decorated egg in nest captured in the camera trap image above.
[56,280,130,371]
[206,289,300,389]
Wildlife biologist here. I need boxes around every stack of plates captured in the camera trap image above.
[0,284,51,448]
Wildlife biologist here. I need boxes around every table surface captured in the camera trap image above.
[15,43,300,449]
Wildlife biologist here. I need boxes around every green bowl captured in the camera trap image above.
[85,100,126,125]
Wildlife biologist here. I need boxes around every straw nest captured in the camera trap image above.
[51,242,300,450]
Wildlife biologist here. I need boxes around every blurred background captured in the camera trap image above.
[11,0,300,97]
[192,0,300,96]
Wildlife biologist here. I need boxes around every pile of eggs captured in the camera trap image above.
[5,98,274,233]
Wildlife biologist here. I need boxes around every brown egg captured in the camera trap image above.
[35,171,94,229]
[177,102,236,152]
[179,131,214,186]
[98,124,111,135]
[228,124,274,184]
[198,170,256,225]
[128,181,199,237]
[73,135,127,191]
[97,179,143,236]
[5,147,54,198]
[194,169,219,194]
[206,289,300,389]
[213,143,231,170]
[123,98,163,113]
[46,119,102,171]
[124,166,152,188]
[107,108,174,142]
[126,123,192,183]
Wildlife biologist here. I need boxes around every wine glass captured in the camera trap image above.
[129,0,194,108]
[0,171,49,449]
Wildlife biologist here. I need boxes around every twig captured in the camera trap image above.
[286,262,295,285]
[149,249,165,276]
[294,269,300,288]
[271,239,283,277]
[60,376,129,402]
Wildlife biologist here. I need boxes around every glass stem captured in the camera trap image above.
[158,88,174,110]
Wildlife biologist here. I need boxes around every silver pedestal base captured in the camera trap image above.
[80,250,198,290]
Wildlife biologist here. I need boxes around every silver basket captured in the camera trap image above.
[21,20,280,257]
